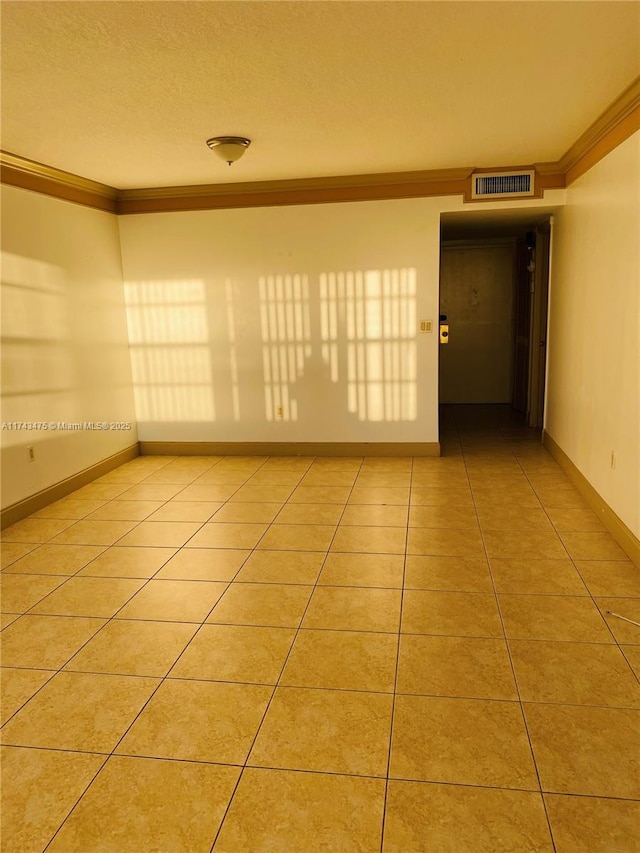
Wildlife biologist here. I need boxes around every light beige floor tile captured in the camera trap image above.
[210,502,282,523]
[247,470,305,486]
[594,597,640,643]
[1,543,37,568]
[544,793,640,853]
[476,505,553,531]
[258,523,336,551]
[1,518,75,543]
[332,525,406,555]
[77,546,176,578]
[85,501,165,521]
[510,640,640,707]
[498,594,613,642]
[303,586,401,632]
[116,580,228,622]
[483,530,567,560]
[33,498,107,519]
[355,472,411,488]
[156,548,249,581]
[71,483,131,500]
[411,471,469,488]
[1,671,159,752]
[407,527,485,559]
[472,486,541,507]
[275,503,344,525]
[116,521,203,548]
[397,635,517,699]
[340,504,408,527]
[116,679,270,763]
[490,558,588,595]
[0,613,19,630]
[411,488,474,508]
[117,484,185,501]
[214,767,385,853]
[575,560,640,597]
[146,501,222,522]
[170,623,295,684]
[261,457,312,472]
[360,458,412,472]
[229,484,294,503]
[383,781,553,853]
[185,522,268,549]
[1,573,67,612]
[194,469,254,485]
[289,485,351,504]
[300,470,357,487]
[560,532,629,561]
[65,619,198,676]
[0,746,105,853]
[138,469,201,485]
[623,645,640,678]
[534,487,591,510]
[207,583,312,628]
[391,694,537,788]
[349,486,410,505]
[281,629,398,692]
[49,520,138,546]
[47,756,240,853]
[318,553,404,588]
[171,484,237,502]
[1,668,55,724]
[408,505,478,529]
[30,577,144,617]
[235,550,325,584]
[524,703,640,798]
[0,614,106,668]
[307,457,362,471]
[402,590,503,638]
[404,555,493,592]
[545,506,606,532]
[249,686,392,776]
[4,543,106,576]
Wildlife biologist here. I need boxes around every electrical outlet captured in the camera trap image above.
[419,320,433,333]
[276,406,284,419]
[610,451,616,470]
[28,445,35,462]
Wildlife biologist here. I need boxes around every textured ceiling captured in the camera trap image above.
[1,1,639,189]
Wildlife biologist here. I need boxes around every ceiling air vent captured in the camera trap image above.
[471,170,535,199]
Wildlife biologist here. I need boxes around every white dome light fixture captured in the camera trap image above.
[206,136,251,165]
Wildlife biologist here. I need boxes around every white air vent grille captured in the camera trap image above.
[472,170,535,199]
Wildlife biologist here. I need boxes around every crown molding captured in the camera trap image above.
[116,167,474,213]
[0,151,117,212]
[1,76,638,213]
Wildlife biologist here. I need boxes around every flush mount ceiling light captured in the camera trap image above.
[206,136,251,165]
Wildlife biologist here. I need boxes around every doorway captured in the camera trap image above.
[439,211,553,429]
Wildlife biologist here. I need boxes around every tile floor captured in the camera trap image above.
[1,405,639,852]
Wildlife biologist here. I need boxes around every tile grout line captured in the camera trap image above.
[208,453,365,852]
[456,408,558,853]
[37,452,278,853]
[378,454,413,853]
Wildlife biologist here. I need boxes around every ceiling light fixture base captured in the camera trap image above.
[206,136,251,165]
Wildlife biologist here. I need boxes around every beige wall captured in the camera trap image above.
[118,198,445,444]
[1,185,138,509]
[546,131,640,536]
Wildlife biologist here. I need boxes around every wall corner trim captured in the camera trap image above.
[138,441,441,458]
[0,444,139,529]
[543,431,640,568]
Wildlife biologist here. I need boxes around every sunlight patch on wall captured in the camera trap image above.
[259,274,312,422]
[125,280,214,422]
[320,268,417,422]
